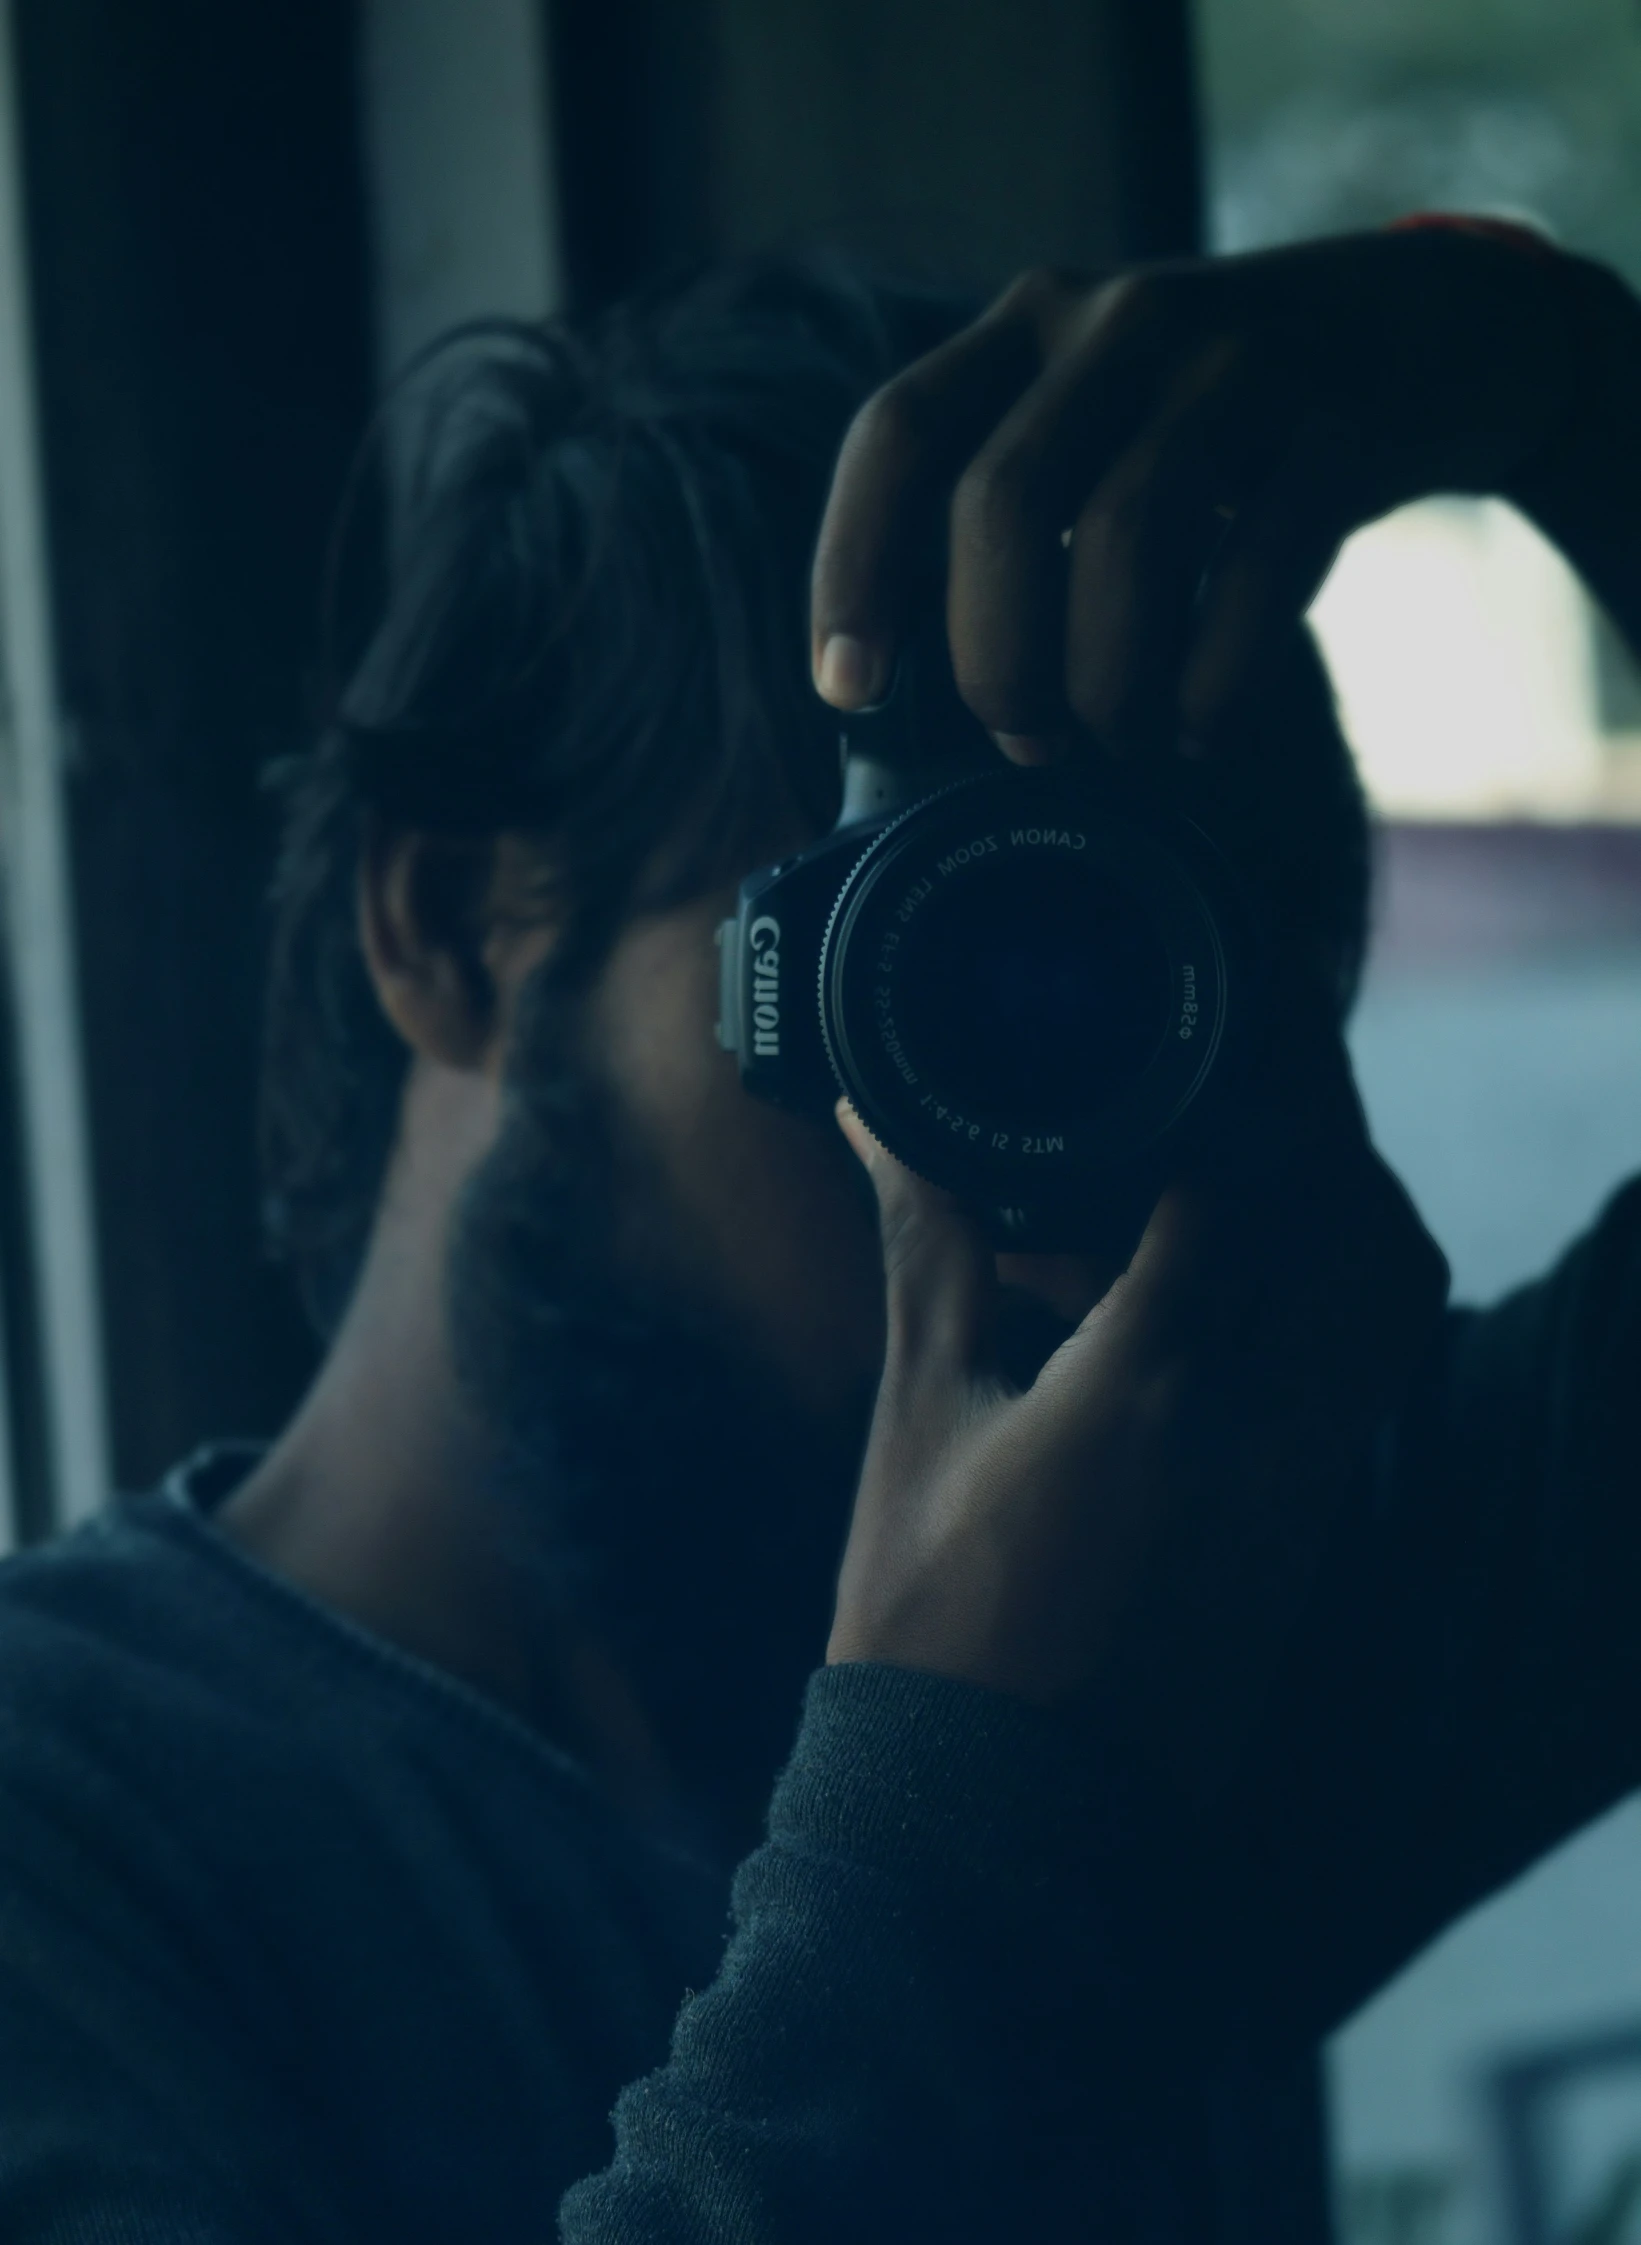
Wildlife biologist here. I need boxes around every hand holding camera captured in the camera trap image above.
[810,224,1626,753]
[724,227,1632,1252]
[827,1036,1445,1806]
[802,230,1559,1768]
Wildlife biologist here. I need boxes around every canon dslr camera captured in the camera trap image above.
[717,653,1254,1254]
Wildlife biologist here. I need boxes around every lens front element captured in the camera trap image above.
[820,771,1235,1222]
[897,850,1173,1122]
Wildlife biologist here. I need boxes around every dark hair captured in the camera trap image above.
[261,259,960,1333]
[260,255,1373,1339]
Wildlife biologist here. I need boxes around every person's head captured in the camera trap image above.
[262,259,961,1365]
[258,254,1372,1788]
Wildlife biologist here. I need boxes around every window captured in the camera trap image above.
[1202,0,1641,824]
[1197,7,1641,2243]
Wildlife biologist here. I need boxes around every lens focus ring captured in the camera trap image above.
[817,768,1238,1219]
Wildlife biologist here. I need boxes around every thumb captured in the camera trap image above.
[835,1100,997,1396]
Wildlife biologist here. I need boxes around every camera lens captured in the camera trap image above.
[892,853,1173,1121]
[819,769,1238,1229]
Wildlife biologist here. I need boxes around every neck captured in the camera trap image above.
[219,1061,678,1833]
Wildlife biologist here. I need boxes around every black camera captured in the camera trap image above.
[717,655,1254,1254]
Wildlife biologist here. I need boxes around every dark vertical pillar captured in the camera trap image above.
[12,0,376,1487]
[1103,0,1205,260]
[548,0,1202,310]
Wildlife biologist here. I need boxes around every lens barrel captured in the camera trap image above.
[819,769,1239,1240]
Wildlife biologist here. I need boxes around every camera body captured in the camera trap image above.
[717,665,1254,1254]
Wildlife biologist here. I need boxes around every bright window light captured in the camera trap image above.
[1308,498,1641,821]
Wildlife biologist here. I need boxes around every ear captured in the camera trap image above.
[358,827,554,1073]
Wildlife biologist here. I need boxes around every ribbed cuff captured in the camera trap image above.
[768,1662,1172,1945]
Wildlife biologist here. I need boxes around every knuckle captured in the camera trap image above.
[991,265,1119,362]
[994,264,1080,325]
[1081,266,1197,354]
[1088,269,1158,334]
[950,448,1037,556]
[847,373,935,474]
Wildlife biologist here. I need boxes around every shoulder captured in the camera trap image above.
[1,1493,219,1693]
[0,1491,368,2240]
[0,1491,278,1903]
[0,1463,673,1897]
[0,1482,263,1717]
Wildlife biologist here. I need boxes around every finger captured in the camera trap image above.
[1018,1181,1210,1444]
[944,271,1237,739]
[1060,338,1302,753]
[942,275,1188,736]
[835,1100,997,1392]
[1179,409,1369,744]
[809,274,1064,709]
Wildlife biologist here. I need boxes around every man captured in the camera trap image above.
[0,228,1636,2242]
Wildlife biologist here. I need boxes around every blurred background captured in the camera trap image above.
[0,2,1638,2238]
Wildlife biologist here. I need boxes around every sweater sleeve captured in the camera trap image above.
[1199,1171,1641,2048]
[0,1658,1219,2245]
[560,1660,1204,2245]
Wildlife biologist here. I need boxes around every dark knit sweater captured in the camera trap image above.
[0,1471,1247,2244]
[2,1177,1639,2243]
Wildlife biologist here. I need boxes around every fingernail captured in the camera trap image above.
[816,634,885,709]
[994,732,1054,766]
